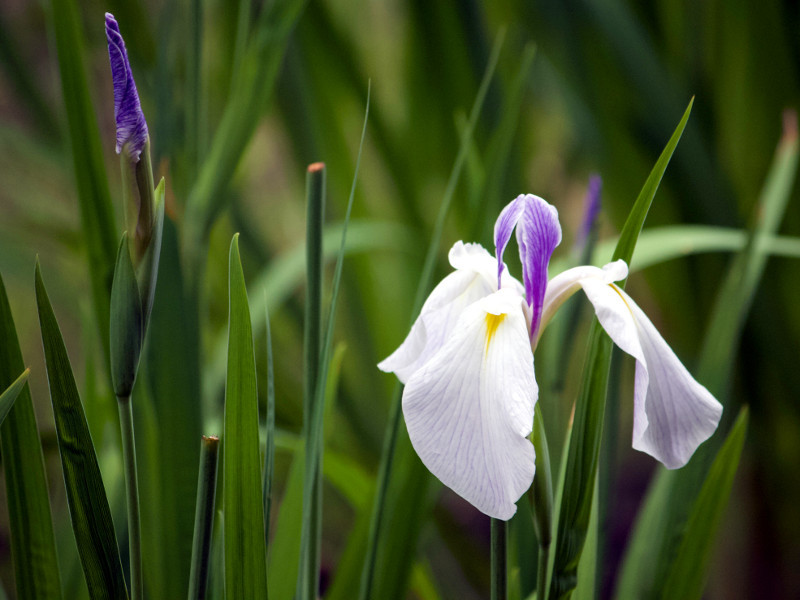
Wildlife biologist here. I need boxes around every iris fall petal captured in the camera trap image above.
[401,289,536,519]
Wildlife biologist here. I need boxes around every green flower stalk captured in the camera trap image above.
[106,13,166,600]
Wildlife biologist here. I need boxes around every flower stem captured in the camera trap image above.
[531,409,553,600]
[117,395,142,599]
[490,518,507,600]
[189,435,220,600]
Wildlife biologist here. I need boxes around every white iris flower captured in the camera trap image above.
[379,194,723,520]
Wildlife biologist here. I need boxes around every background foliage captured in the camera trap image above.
[0,0,799,598]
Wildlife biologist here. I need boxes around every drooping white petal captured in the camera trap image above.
[378,241,522,383]
[624,294,722,468]
[402,288,536,520]
[559,263,723,468]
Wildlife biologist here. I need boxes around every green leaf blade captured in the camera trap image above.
[0,273,62,600]
[616,118,799,600]
[549,99,693,600]
[661,407,749,600]
[224,235,268,599]
[35,261,128,599]
[0,368,30,427]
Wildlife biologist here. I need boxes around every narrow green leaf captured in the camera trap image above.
[549,99,693,600]
[263,305,276,549]
[143,216,202,600]
[661,407,749,600]
[617,117,799,600]
[110,235,143,399]
[361,33,504,600]
[267,450,304,600]
[297,163,326,600]
[224,235,268,598]
[189,435,221,600]
[572,478,599,600]
[206,220,418,399]
[583,226,800,274]
[35,261,128,599]
[0,272,62,600]
[0,368,30,427]
[50,0,118,359]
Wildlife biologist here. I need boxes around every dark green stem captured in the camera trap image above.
[188,435,220,600]
[531,409,553,600]
[298,162,325,599]
[491,518,507,600]
[117,395,142,600]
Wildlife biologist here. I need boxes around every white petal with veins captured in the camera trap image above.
[549,262,723,468]
[402,288,536,519]
[378,241,522,383]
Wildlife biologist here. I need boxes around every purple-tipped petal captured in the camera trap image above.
[576,175,602,249]
[494,195,561,338]
[494,197,525,289]
[105,13,148,160]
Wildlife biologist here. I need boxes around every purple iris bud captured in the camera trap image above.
[105,13,148,161]
[576,174,602,249]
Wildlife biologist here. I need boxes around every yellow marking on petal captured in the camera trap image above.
[609,283,633,315]
[485,313,506,354]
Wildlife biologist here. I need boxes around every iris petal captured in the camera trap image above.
[105,13,148,159]
[378,242,522,383]
[494,195,562,337]
[551,263,723,468]
[402,289,536,519]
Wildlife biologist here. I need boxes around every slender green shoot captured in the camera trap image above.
[491,518,507,600]
[189,435,220,600]
[118,396,143,600]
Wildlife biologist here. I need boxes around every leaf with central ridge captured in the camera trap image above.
[224,235,268,598]
[548,99,693,600]
[0,273,62,600]
[35,261,127,599]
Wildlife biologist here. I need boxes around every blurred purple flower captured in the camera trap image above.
[105,13,148,160]
[576,174,602,250]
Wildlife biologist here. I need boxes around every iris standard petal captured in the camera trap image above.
[402,288,536,519]
[494,197,526,288]
[567,265,722,468]
[378,242,522,383]
[515,196,562,337]
[105,13,148,160]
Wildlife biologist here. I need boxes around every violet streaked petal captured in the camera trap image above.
[105,13,148,160]
[402,288,536,519]
[493,197,525,289]
[514,195,562,337]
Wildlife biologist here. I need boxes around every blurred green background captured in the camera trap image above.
[1,0,799,598]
